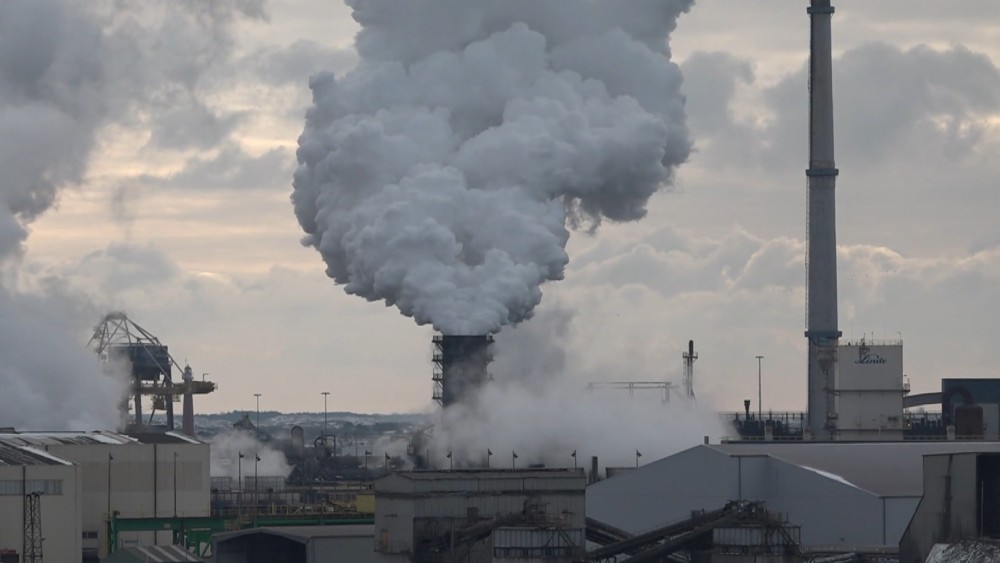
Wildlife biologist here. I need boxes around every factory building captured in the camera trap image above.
[0,430,210,561]
[374,469,586,562]
[900,452,1000,561]
[0,442,82,563]
[213,525,375,563]
[587,441,1000,551]
[835,340,906,440]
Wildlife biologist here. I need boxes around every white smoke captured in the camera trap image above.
[425,307,731,471]
[293,0,693,334]
[0,0,263,431]
[432,382,728,471]
[209,429,292,479]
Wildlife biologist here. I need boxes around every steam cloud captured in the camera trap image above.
[426,306,730,470]
[210,430,292,480]
[0,0,263,430]
[293,0,693,334]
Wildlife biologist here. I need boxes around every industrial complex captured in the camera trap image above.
[0,1,998,563]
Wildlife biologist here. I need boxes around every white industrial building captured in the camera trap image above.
[0,442,82,563]
[835,340,907,440]
[0,430,210,561]
[374,469,586,562]
[587,441,1000,550]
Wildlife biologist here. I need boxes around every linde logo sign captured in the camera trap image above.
[856,353,888,365]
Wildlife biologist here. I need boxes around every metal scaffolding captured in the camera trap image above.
[23,491,42,563]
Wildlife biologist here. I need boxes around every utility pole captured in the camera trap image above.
[253,394,262,438]
[321,391,330,434]
[756,355,764,422]
[253,453,260,526]
[107,453,113,520]
[237,452,243,522]
[173,452,178,517]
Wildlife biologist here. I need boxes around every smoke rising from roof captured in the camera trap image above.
[293,0,693,334]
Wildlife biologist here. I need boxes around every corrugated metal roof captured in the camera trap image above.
[213,524,374,545]
[390,469,580,480]
[709,441,1000,497]
[102,544,202,563]
[128,432,204,445]
[0,444,72,466]
[0,431,135,447]
[377,469,586,495]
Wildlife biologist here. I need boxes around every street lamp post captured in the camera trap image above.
[755,355,764,423]
[321,392,330,434]
[253,453,260,526]
[173,452,178,517]
[107,453,113,519]
[254,393,262,438]
[237,452,244,521]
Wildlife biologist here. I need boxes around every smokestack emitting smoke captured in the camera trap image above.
[293,0,694,334]
[805,0,841,439]
[433,334,493,407]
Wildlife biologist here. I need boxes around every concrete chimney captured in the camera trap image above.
[805,0,842,439]
[181,365,195,436]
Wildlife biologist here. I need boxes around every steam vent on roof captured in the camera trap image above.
[432,335,494,408]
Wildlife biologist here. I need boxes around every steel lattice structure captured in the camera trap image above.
[23,491,42,563]
[89,312,215,432]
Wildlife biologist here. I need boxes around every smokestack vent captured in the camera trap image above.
[432,335,494,407]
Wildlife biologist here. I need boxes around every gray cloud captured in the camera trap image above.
[134,144,294,191]
[0,0,268,431]
[243,40,358,86]
[696,42,1000,171]
[680,51,754,136]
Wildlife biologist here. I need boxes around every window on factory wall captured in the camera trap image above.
[27,479,62,495]
[0,479,63,495]
[0,481,20,495]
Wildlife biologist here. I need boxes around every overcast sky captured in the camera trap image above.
[2,0,998,426]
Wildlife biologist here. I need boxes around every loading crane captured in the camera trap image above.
[89,312,216,434]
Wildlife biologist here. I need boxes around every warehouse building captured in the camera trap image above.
[0,430,210,561]
[587,441,1000,550]
[0,442,81,563]
[213,525,374,563]
[374,469,586,563]
[900,451,1000,562]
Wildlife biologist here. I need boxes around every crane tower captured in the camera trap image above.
[89,312,216,434]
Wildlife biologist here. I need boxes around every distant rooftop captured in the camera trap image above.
[0,430,204,448]
[377,468,587,495]
[215,525,374,544]
[709,441,1000,497]
[0,431,136,447]
[387,468,585,480]
[0,443,72,466]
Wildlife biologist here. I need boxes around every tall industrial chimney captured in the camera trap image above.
[682,340,698,400]
[805,0,841,439]
[432,335,494,407]
[181,364,195,436]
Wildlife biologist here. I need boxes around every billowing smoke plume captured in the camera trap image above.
[293,0,693,334]
[0,0,263,430]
